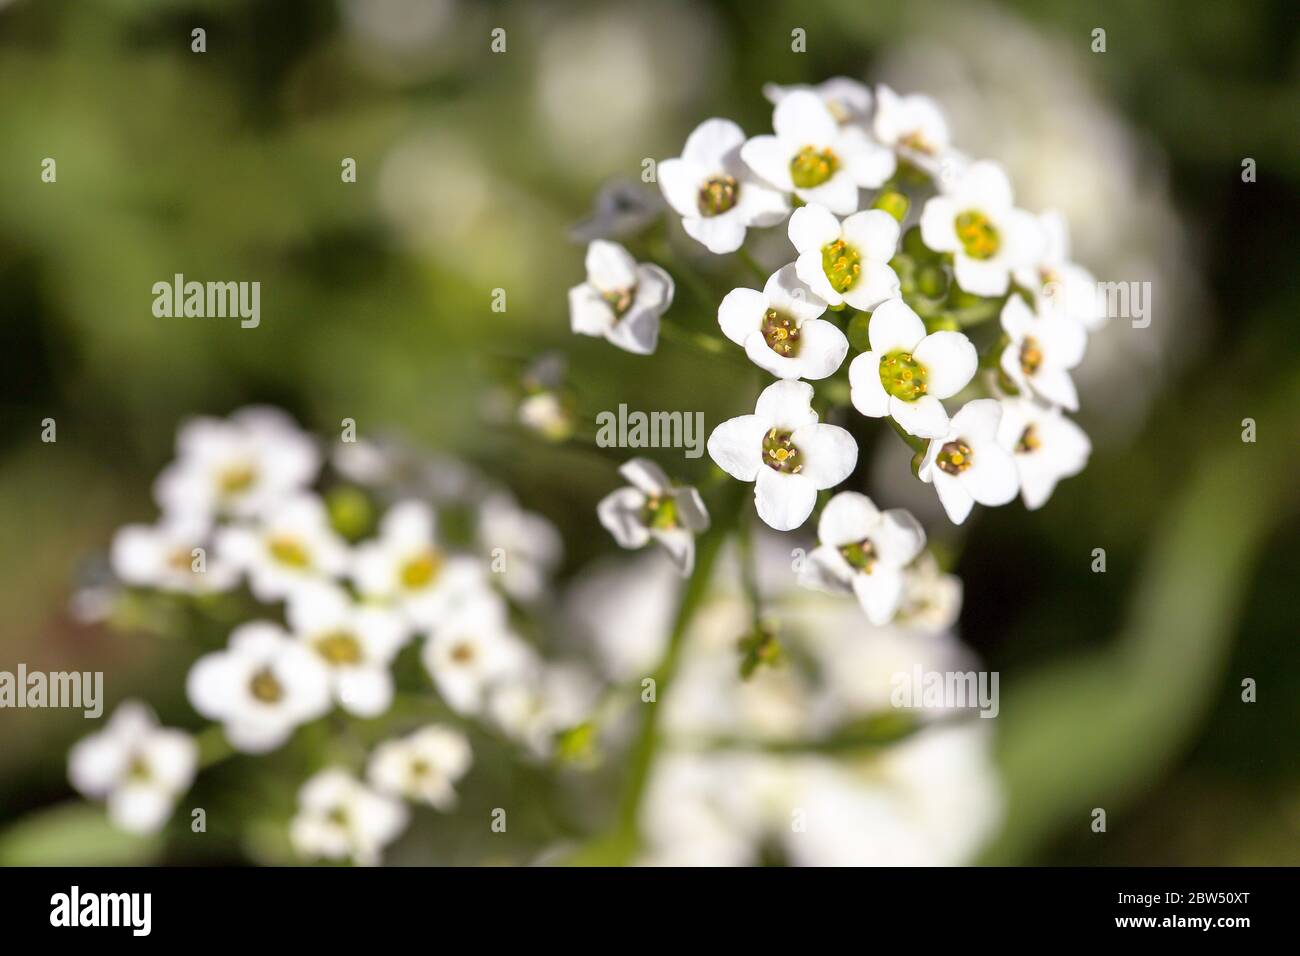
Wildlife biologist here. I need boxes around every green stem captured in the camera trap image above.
[736,246,768,285]
[195,724,234,770]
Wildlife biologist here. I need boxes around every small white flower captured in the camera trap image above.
[286,581,409,718]
[216,494,351,602]
[487,662,600,759]
[153,406,320,521]
[569,240,674,354]
[290,768,408,866]
[110,514,238,594]
[918,161,1043,297]
[896,554,963,634]
[742,90,895,214]
[871,84,952,175]
[996,397,1091,510]
[421,593,532,715]
[707,380,858,532]
[762,76,874,127]
[999,294,1087,411]
[657,119,789,254]
[717,264,847,380]
[1013,210,1105,331]
[476,493,562,601]
[352,500,486,628]
[367,724,472,810]
[789,204,901,311]
[799,492,927,626]
[597,458,710,575]
[919,399,1020,525]
[186,621,332,753]
[848,298,977,439]
[67,701,197,835]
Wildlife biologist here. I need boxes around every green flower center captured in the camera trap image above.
[821,239,861,294]
[879,351,928,402]
[326,805,350,827]
[217,462,257,496]
[955,210,1000,260]
[1016,425,1041,454]
[762,428,802,474]
[643,494,680,531]
[900,130,936,155]
[762,309,801,357]
[697,175,739,216]
[936,440,973,476]
[126,755,152,782]
[314,631,363,666]
[400,550,442,590]
[267,535,312,569]
[1019,336,1043,376]
[249,667,284,704]
[838,539,877,573]
[790,145,839,188]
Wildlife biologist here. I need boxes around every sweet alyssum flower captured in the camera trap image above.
[216,493,350,602]
[476,493,563,602]
[1014,209,1105,331]
[798,491,927,626]
[110,514,237,594]
[367,724,473,810]
[918,399,1020,525]
[708,380,858,531]
[289,768,408,867]
[717,264,847,380]
[742,90,895,214]
[421,592,532,715]
[896,553,963,634]
[996,397,1092,510]
[761,76,874,127]
[657,118,789,254]
[998,294,1087,411]
[871,83,953,177]
[848,297,978,439]
[596,458,710,575]
[918,160,1042,296]
[487,662,600,759]
[186,621,332,753]
[67,701,197,835]
[790,204,901,311]
[569,240,674,355]
[286,581,409,718]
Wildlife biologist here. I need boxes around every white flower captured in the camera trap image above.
[996,397,1091,510]
[798,492,926,626]
[186,621,332,753]
[569,240,674,354]
[789,204,901,311]
[352,500,486,628]
[67,701,196,835]
[657,119,789,254]
[998,295,1087,411]
[487,662,600,758]
[153,406,319,520]
[918,160,1043,296]
[717,264,847,380]
[110,514,237,594]
[762,76,874,127]
[742,90,895,214]
[290,768,408,866]
[871,84,951,174]
[215,494,350,603]
[918,399,1020,525]
[367,724,472,810]
[1014,210,1104,331]
[896,554,963,634]
[707,380,858,532]
[286,581,409,718]
[848,298,977,439]
[421,593,532,715]
[597,458,710,575]
[476,493,562,601]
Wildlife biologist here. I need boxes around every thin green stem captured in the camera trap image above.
[736,246,768,285]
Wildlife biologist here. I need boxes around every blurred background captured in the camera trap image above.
[0,0,1296,865]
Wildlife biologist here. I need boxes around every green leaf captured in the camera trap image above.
[0,801,161,866]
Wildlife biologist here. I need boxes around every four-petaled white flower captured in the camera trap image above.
[1013,210,1105,331]
[718,264,847,380]
[742,90,895,214]
[708,380,858,531]
[871,84,952,176]
[597,458,710,575]
[790,205,901,311]
[286,581,410,718]
[999,295,1087,411]
[421,593,532,715]
[996,398,1091,510]
[367,724,472,810]
[67,701,197,835]
[762,76,874,127]
[918,399,1020,525]
[111,514,237,594]
[476,493,563,602]
[919,160,1043,296]
[153,406,320,520]
[848,298,978,439]
[569,240,674,355]
[186,621,332,753]
[290,768,408,867]
[799,492,927,625]
[658,119,789,254]
[216,493,350,602]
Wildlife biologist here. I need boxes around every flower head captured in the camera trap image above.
[999,295,1087,411]
[421,592,532,715]
[871,84,952,175]
[918,399,1020,525]
[290,768,408,866]
[215,493,351,602]
[597,458,710,575]
[476,493,563,601]
[718,264,847,380]
[111,514,237,594]
[1013,210,1104,331]
[996,398,1091,510]
[367,724,472,810]
[790,205,901,311]
[762,77,874,128]
[569,240,674,354]
[895,554,963,634]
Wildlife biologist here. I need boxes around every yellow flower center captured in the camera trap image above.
[267,535,312,569]
[697,175,739,216]
[879,351,928,402]
[400,550,442,590]
[249,667,284,703]
[955,210,1000,260]
[791,145,839,188]
[762,428,802,474]
[1016,425,1041,454]
[1019,336,1044,376]
[821,239,861,294]
[936,440,974,475]
[314,631,363,666]
[762,309,801,357]
[217,462,257,496]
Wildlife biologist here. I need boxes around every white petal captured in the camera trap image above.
[932,472,974,524]
[961,446,1019,507]
[764,263,827,321]
[1039,314,1088,368]
[867,298,926,354]
[890,394,950,439]
[1000,295,1036,338]
[838,128,897,188]
[949,398,1004,445]
[848,352,889,417]
[619,458,671,495]
[107,784,173,835]
[955,160,1013,211]
[675,486,710,532]
[596,487,651,549]
[799,544,853,593]
[842,260,901,312]
[651,527,696,576]
[852,568,905,626]
[656,158,705,217]
[817,490,880,546]
[772,90,839,146]
[336,669,394,718]
[876,509,927,566]
[683,214,748,254]
[681,117,745,166]
[787,203,842,253]
[790,422,858,489]
[754,468,817,531]
[717,287,768,346]
[740,135,795,191]
[584,240,637,291]
[787,318,848,380]
[954,255,1010,297]
[913,331,977,399]
[1030,365,1079,411]
[795,249,841,304]
[918,196,959,252]
[569,284,613,337]
[795,173,859,216]
[706,415,766,481]
[754,379,818,429]
[841,209,901,264]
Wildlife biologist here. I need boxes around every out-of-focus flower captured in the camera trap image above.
[564,552,680,683]
[476,493,562,602]
[488,662,601,759]
[68,701,196,835]
[1014,210,1105,331]
[871,83,954,177]
[290,768,408,866]
[110,514,237,594]
[421,593,531,715]
[896,554,963,634]
[718,264,847,380]
[216,494,350,603]
[597,459,710,575]
[186,622,332,753]
[918,399,1019,525]
[569,179,664,244]
[569,240,674,355]
[708,380,857,532]
[762,77,873,127]
[789,205,901,311]
[367,725,472,810]
[999,296,1086,412]
[996,397,1091,510]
